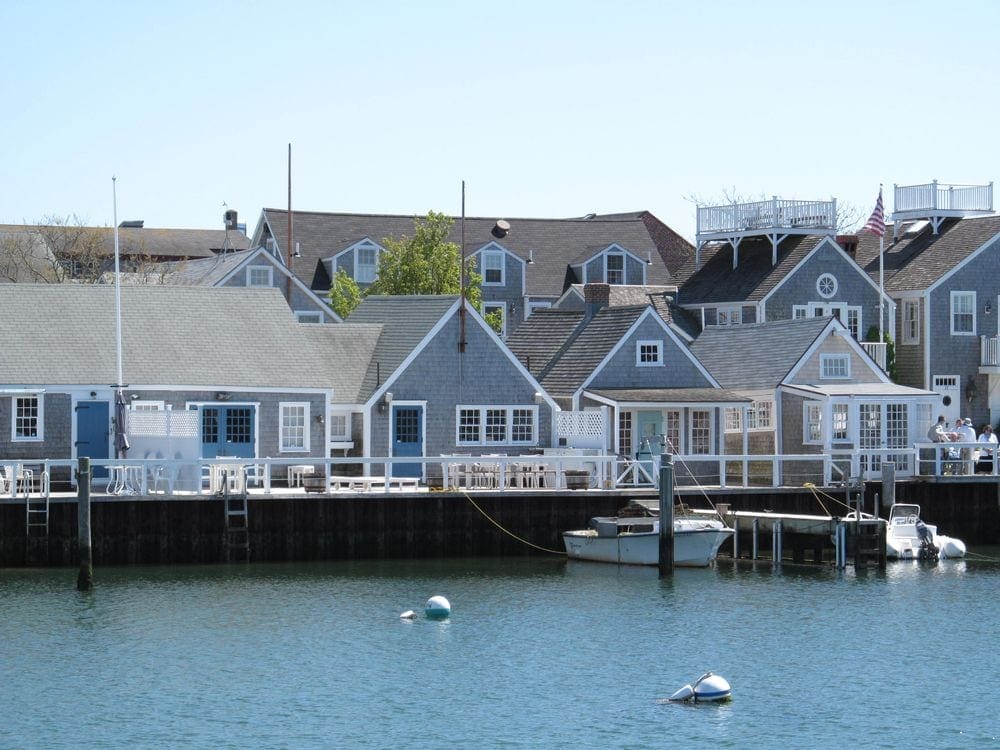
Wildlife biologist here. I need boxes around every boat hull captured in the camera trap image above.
[562,520,733,567]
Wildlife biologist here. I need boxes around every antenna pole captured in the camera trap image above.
[112,177,123,390]
[459,180,466,353]
[286,143,293,302]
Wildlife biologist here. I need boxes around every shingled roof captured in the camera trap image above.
[254,209,690,298]
[673,234,828,304]
[853,215,1000,293]
[0,285,345,389]
[689,316,834,390]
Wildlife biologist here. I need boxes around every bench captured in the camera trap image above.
[329,475,420,492]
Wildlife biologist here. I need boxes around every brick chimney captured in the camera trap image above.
[584,283,610,317]
[836,234,859,257]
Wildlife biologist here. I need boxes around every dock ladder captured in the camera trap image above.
[23,468,51,564]
[221,470,250,561]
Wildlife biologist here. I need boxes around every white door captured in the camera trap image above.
[932,375,961,423]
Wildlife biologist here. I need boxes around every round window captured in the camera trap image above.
[816,273,838,299]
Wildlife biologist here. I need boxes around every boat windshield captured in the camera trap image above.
[889,504,921,523]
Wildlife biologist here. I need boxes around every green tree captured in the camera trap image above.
[865,325,897,382]
[370,211,483,309]
[329,268,363,319]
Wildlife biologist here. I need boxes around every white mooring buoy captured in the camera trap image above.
[399,610,417,620]
[425,595,451,619]
[668,672,731,702]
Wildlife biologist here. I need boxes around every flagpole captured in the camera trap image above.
[878,183,884,343]
[112,177,123,390]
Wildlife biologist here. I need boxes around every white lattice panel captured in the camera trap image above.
[128,410,200,438]
[556,410,606,448]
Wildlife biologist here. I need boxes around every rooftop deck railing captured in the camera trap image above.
[697,197,837,237]
[894,181,993,214]
[860,341,887,371]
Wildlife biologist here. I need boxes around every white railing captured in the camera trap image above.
[697,197,837,236]
[894,181,993,214]
[861,341,887,370]
[3,445,993,500]
[982,335,999,367]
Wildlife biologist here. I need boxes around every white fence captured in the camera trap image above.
[894,181,993,214]
[982,335,999,367]
[697,197,837,236]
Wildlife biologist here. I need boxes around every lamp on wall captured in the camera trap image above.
[378,392,393,414]
[966,379,978,404]
[314,413,324,424]
[986,302,993,316]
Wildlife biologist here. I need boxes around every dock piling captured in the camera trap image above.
[76,457,93,591]
[658,458,674,577]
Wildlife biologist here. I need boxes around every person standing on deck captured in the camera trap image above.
[977,425,998,474]
[957,418,977,475]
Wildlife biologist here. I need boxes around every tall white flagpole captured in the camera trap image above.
[113,177,124,389]
[878,184,885,343]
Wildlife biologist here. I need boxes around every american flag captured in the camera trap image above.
[863,188,886,237]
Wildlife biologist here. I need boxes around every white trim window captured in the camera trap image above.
[130,400,165,411]
[279,402,310,452]
[12,394,42,441]
[901,300,919,344]
[482,250,504,285]
[355,244,380,284]
[295,311,323,324]
[636,339,663,366]
[820,353,851,379]
[247,266,273,287]
[950,291,976,335]
[724,407,741,433]
[816,273,838,299]
[329,411,350,441]
[483,302,506,337]
[804,402,823,444]
[724,400,773,432]
[716,306,742,326]
[456,406,538,446]
[689,409,711,454]
[605,252,625,285]
[831,403,850,442]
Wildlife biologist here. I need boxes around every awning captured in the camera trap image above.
[585,387,752,408]
[780,383,938,399]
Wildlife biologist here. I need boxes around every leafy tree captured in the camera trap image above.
[329,268,363,319]
[331,211,492,326]
[865,325,897,382]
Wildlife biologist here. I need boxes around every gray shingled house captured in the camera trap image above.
[690,316,938,482]
[0,285,343,488]
[343,295,557,484]
[108,246,340,323]
[248,208,692,338]
[506,283,750,485]
[853,183,1000,429]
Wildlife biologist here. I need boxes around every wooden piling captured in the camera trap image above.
[76,457,93,591]
[882,462,895,513]
[658,458,674,576]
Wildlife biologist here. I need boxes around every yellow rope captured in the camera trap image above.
[463,491,566,556]
[802,482,855,515]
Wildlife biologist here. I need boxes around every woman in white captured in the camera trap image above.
[976,425,998,474]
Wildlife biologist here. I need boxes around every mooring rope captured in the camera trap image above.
[803,482,856,515]
[462,491,566,556]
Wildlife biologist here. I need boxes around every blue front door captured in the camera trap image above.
[76,400,110,479]
[635,410,664,477]
[391,404,423,478]
[200,406,255,458]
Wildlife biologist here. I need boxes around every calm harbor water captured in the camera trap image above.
[2,552,1000,749]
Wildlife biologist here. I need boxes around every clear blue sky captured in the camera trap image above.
[2,0,997,241]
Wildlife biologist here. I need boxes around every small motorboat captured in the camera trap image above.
[562,503,733,567]
[885,503,966,560]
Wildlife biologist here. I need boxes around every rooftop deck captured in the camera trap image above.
[892,181,994,236]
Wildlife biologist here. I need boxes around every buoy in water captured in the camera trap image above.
[425,595,451,619]
[668,672,731,702]
[399,610,416,619]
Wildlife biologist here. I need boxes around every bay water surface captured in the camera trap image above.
[2,552,999,749]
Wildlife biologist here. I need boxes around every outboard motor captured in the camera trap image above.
[916,520,938,559]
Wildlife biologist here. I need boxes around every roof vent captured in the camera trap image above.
[491,219,511,238]
[119,220,144,229]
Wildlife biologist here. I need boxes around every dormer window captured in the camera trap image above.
[636,340,663,366]
[482,250,504,285]
[356,244,380,283]
[247,266,273,287]
[606,253,624,285]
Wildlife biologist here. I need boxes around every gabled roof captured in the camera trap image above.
[690,316,834,390]
[254,209,687,298]
[505,309,586,377]
[673,234,827,304]
[854,215,1000,293]
[561,283,701,340]
[346,295,460,400]
[0,285,342,389]
[0,223,249,260]
[538,306,649,396]
[109,249,260,286]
